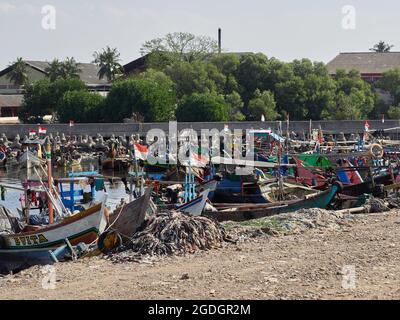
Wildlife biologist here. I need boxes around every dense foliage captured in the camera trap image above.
[17,35,400,123]
[19,78,86,123]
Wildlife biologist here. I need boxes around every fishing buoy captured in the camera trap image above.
[370,144,384,158]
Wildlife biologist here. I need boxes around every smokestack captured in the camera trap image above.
[218,28,222,53]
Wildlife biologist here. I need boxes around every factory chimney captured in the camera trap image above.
[218,28,222,53]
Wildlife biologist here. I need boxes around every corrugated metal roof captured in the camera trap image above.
[25,60,110,85]
[0,94,23,107]
[327,52,400,74]
[0,61,110,86]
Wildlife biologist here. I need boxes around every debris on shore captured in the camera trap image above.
[105,211,229,263]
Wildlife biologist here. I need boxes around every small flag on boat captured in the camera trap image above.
[364,121,370,132]
[69,120,75,127]
[134,144,149,161]
[38,126,47,134]
[29,130,36,138]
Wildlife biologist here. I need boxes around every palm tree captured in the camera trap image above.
[6,57,28,85]
[45,59,63,82]
[61,57,81,79]
[93,46,123,82]
[370,41,394,53]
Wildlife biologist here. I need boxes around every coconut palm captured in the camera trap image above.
[6,57,28,85]
[61,57,81,79]
[45,59,64,82]
[370,41,394,53]
[93,46,123,81]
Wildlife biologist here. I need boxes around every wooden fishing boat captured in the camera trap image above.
[175,190,210,216]
[262,181,320,202]
[341,171,395,197]
[108,187,152,239]
[0,202,107,251]
[102,158,131,171]
[0,244,72,274]
[19,150,46,169]
[203,182,342,222]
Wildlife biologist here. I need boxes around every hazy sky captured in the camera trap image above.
[0,0,399,69]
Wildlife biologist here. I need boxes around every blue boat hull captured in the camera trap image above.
[0,246,68,274]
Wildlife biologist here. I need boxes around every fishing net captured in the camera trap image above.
[363,197,390,214]
[108,211,228,258]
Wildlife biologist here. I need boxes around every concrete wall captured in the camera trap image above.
[1,120,400,139]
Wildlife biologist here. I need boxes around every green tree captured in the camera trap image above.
[322,70,376,120]
[104,69,176,122]
[61,57,81,79]
[93,46,123,81]
[165,60,225,98]
[376,69,400,105]
[225,91,245,121]
[210,53,240,94]
[45,59,64,82]
[248,89,279,121]
[58,90,104,123]
[388,105,400,119]
[140,32,219,63]
[19,78,86,123]
[6,57,28,85]
[370,41,394,53]
[176,92,229,122]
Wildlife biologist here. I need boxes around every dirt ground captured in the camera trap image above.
[1,210,400,300]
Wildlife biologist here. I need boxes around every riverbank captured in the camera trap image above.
[1,209,399,300]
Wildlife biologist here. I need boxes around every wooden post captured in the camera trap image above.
[45,143,54,224]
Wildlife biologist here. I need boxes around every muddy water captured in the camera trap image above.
[0,160,130,216]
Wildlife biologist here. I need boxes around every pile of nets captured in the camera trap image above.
[386,192,400,209]
[226,208,356,241]
[109,211,228,258]
[363,197,390,213]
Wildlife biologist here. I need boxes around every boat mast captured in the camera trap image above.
[45,142,54,224]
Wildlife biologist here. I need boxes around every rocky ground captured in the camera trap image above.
[1,209,400,300]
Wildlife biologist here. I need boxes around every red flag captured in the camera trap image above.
[134,144,149,161]
[38,126,47,134]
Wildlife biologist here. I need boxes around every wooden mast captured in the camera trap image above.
[45,142,54,224]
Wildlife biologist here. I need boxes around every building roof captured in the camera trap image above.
[0,94,23,107]
[327,52,400,74]
[0,60,110,86]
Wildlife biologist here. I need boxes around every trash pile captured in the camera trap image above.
[106,211,228,261]
[363,197,390,213]
[226,208,356,240]
[386,192,400,209]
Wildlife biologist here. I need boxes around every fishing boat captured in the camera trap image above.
[107,187,152,239]
[0,201,108,251]
[203,182,342,222]
[175,190,210,216]
[18,150,46,169]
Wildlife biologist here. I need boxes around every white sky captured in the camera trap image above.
[0,0,399,69]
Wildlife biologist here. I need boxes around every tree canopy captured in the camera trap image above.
[176,92,229,122]
[93,46,123,81]
[370,41,394,53]
[19,78,86,123]
[7,57,28,85]
[103,69,177,122]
